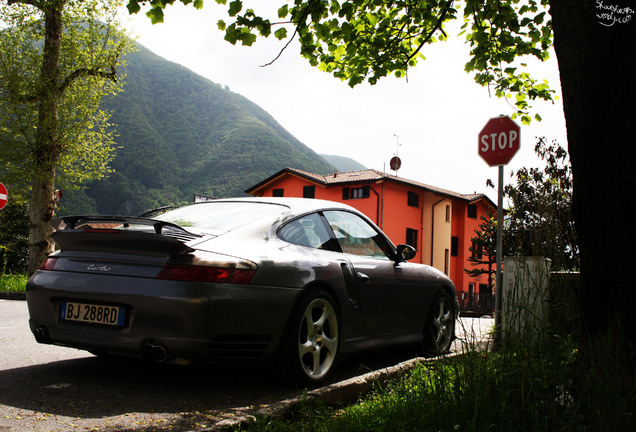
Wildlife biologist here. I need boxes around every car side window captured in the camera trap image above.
[278,213,334,249]
[323,211,392,259]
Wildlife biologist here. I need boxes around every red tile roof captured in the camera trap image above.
[246,167,489,204]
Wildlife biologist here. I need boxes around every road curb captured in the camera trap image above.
[208,354,455,431]
[208,334,493,431]
[0,291,26,300]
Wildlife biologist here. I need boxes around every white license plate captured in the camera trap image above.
[60,301,125,326]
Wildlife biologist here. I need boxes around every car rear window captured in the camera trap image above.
[154,201,287,231]
[279,213,333,249]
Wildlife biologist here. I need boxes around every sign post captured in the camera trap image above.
[0,183,7,211]
[478,115,520,347]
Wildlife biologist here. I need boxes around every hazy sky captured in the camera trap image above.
[120,2,567,202]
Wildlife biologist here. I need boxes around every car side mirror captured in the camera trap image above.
[395,244,417,262]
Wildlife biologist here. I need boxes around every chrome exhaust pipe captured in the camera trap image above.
[141,341,168,362]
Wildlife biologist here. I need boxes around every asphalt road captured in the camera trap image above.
[0,298,493,432]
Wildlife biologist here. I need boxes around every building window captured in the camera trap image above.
[347,186,370,199]
[303,185,315,198]
[272,188,284,197]
[468,203,477,219]
[451,236,458,257]
[445,204,451,222]
[407,191,419,207]
[406,228,418,249]
[444,248,450,275]
[342,187,350,200]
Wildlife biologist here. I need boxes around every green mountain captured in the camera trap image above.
[321,154,367,172]
[61,42,335,216]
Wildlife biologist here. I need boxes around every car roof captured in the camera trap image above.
[205,197,357,213]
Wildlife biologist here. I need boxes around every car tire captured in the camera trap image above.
[279,289,340,386]
[422,291,455,356]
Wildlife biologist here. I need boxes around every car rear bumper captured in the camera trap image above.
[26,270,299,364]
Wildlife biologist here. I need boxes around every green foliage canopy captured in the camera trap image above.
[126,0,554,124]
[504,137,578,271]
[0,0,133,193]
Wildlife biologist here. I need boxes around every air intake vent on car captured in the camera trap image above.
[159,228,200,242]
[204,334,271,360]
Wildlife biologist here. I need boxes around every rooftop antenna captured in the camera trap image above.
[394,134,402,157]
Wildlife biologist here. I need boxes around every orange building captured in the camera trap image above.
[246,168,497,312]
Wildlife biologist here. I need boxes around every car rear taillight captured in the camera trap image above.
[157,264,255,284]
[39,257,58,271]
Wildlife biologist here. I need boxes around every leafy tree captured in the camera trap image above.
[504,137,577,271]
[0,0,133,274]
[465,206,497,296]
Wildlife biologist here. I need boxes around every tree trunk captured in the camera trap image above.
[28,172,56,273]
[550,0,636,349]
[27,3,64,275]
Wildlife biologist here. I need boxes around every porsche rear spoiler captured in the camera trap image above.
[50,215,202,257]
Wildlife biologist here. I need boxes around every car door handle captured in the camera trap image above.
[357,272,369,283]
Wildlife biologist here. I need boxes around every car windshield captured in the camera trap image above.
[154,201,288,231]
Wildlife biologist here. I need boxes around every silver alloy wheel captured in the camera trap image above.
[297,297,339,381]
[431,294,454,352]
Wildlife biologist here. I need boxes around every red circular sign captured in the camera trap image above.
[390,156,402,171]
[478,116,521,166]
[0,183,7,210]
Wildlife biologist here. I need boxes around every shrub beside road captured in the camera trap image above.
[0,274,27,299]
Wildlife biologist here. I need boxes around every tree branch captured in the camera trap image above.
[58,66,117,94]
[7,0,65,10]
[260,0,317,67]
[404,0,454,65]
[260,24,298,67]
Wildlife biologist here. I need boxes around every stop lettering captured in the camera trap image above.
[478,116,520,166]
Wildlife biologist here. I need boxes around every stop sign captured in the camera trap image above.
[478,115,521,166]
[0,183,7,210]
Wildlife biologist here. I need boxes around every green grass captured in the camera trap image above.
[231,322,635,432]
[0,274,28,292]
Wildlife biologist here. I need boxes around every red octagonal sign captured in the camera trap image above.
[0,183,7,210]
[478,115,521,166]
